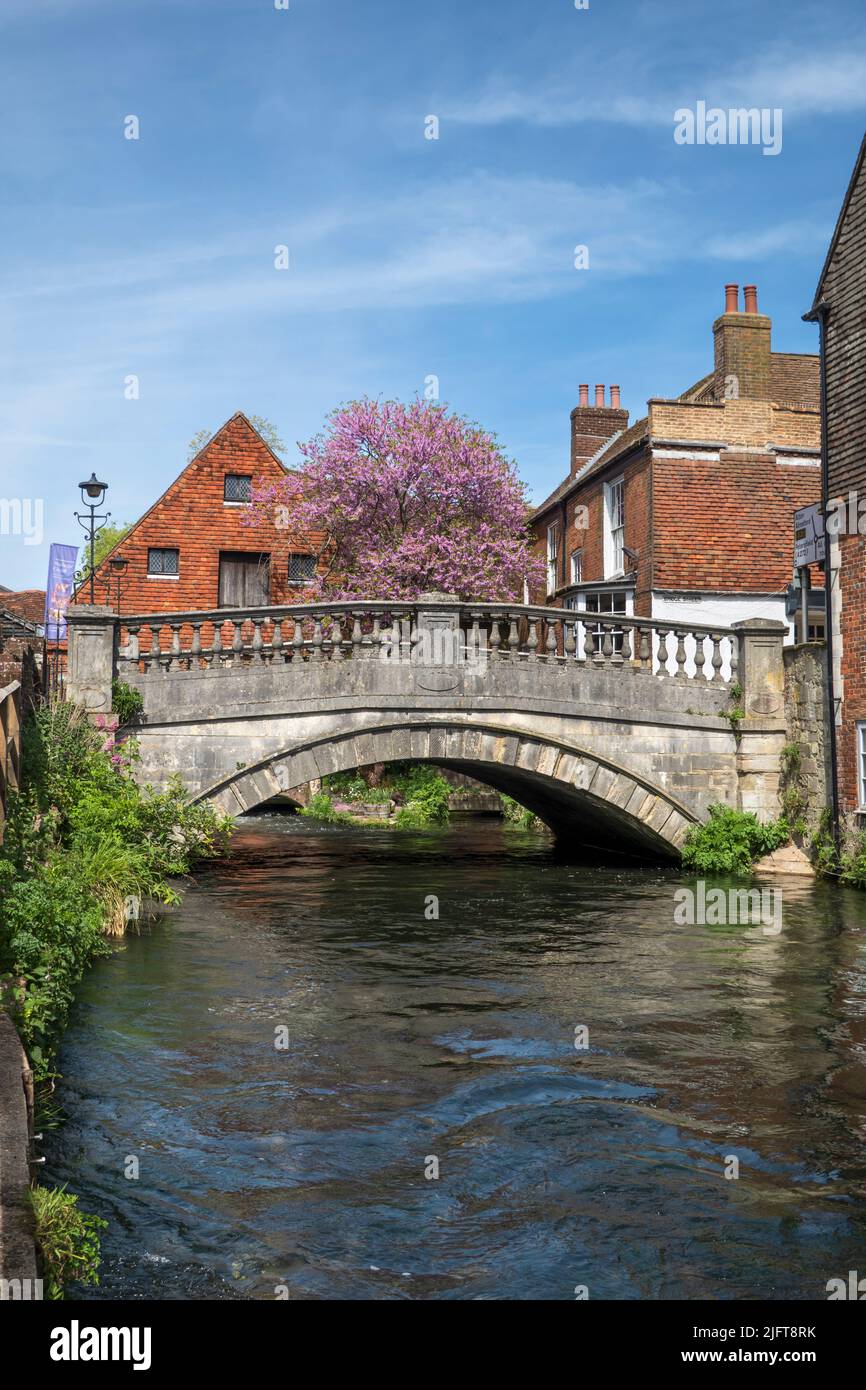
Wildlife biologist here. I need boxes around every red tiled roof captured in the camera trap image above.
[1,589,45,626]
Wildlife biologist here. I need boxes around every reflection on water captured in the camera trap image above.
[45,815,866,1300]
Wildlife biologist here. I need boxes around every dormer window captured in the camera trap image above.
[224,474,252,504]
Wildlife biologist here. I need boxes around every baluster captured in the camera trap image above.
[158,626,171,674]
[212,619,223,668]
[507,616,519,661]
[564,619,576,662]
[526,618,538,663]
[331,615,344,661]
[545,619,558,662]
[271,617,283,663]
[489,614,501,661]
[190,622,202,669]
[611,619,627,666]
[252,619,264,663]
[126,624,140,669]
[729,634,739,687]
[352,612,363,659]
[140,625,154,674]
[291,617,303,663]
[232,620,244,666]
[379,618,393,662]
[169,624,182,671]
[601,622,613,664]
[370,614,381,657]
[311,618,323,660]
[674,629,688,679]
[637,624,651,670]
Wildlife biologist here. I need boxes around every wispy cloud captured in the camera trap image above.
[446,39,866,128]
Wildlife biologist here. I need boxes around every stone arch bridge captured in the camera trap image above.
[66,596,790,861]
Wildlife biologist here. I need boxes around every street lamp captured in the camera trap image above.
[108,554,128,613]
[74,474,110,604]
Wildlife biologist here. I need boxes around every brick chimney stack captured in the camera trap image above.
[570,383,629,476]
[713,281,772,401]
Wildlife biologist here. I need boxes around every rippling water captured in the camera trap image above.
[45,814,866,1300]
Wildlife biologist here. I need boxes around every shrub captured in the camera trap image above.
[840,833,866,889]
[389,765,451,828]
[111,679,144,726]
[300,792,354,824]
[30,1184,107,1299]
[681,803,790,876]
[0,699,232,1074]
[500,794,543,830]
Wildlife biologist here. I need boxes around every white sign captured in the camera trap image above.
[794,503,825,567]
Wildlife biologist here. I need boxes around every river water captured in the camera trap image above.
[45,814,866,1301]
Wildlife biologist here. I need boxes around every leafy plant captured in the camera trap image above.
[111,679,144,726]
[840,833,866,888]
[389,765,451,828]
[0,699,232,1075]
[811,808,839,877]
[30,1184,108,1299]
[681,803,790,875]
[300,792,354,825]
[500,794,543,830]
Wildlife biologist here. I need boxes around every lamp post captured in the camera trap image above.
[107,554,128,613]
[74,474,110,604]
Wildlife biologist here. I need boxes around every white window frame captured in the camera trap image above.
[858,723,866,810]
[546,524,559,595]
[570,548,583,584]
[603,476,625,579]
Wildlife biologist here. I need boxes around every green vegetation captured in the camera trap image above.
[0,700,232,1078]
[840,834,866,889]
[325,773,391,804]
[111,678,144,726]
[302,764,454,829]
[92,522,131,569]
[681,803,790,876]
[500,794,544,830]
[188,414,286,461]
[300,791,354,825]
[30,1184,108,1299]
[390,765,451,828]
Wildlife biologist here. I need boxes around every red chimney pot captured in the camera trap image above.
[595,384,605,407]
[610,385,621,409]
[724,283,739,314]
[743,284,758,314]
[578,384,589,407]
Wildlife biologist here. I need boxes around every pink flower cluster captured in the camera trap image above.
[249,398,545,602]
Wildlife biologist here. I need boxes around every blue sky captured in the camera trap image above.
[2,0,865,589]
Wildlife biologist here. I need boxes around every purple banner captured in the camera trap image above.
[44,542,79,642]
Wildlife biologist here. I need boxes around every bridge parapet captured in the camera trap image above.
[110,599,739,683]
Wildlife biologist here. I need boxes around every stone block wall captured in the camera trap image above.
[783,642,832,833]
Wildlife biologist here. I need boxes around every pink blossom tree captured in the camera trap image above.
[249,398,544,601]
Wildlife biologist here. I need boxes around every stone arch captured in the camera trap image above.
[196,718,695,860]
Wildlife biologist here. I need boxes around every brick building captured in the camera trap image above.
[85,413,322,614]
[530,286,823,642]
[805,133,866,837]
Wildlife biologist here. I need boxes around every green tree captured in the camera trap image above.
[93,522,131,568]
[188,415,286,461]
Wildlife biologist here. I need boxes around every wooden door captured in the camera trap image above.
[218,552,270,608]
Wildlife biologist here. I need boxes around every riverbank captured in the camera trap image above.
[0,1012,37,1294]
[0,699,232,1297]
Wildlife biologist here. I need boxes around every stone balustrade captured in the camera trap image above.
[114,599,739,685]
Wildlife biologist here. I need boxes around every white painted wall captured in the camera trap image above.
[651,592,793,680]
[652,592,793,641]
